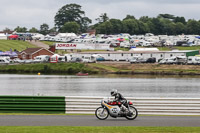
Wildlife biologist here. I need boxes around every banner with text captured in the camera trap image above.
[55,43,110,50]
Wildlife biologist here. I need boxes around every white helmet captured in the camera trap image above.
[111,89,118,96]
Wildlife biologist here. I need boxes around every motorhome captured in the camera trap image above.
[34,55,50,63]
[82,55,96,63]
[187,56,200,65]
[0,57,10,64]
[159,56,187,64]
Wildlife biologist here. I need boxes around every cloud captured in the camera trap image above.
[0,0,200,31]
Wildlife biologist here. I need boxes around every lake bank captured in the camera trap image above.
[1,63,200,75]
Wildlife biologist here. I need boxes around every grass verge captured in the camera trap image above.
[0,63,98,74]
[0,126,200,133]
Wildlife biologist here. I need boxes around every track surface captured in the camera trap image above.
[0,115,200,126]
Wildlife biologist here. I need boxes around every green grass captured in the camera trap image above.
[0,40,37,51]
[114,47,130,51]
[88,63,120,72]
[174,46,200,50]
[0,126,200,133]
[41,41,56,46]
[157,47,171,51]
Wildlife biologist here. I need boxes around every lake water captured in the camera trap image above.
[0,74,200,98]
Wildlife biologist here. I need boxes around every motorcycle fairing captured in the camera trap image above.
[102,101,120,117]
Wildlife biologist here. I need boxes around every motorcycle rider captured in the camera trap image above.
[111,90,127,111]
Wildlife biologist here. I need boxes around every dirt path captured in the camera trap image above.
[28,40,49,49]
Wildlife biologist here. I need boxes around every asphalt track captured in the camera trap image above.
[0,115,200,127]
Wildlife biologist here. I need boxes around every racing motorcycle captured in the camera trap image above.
[95,99,138,120]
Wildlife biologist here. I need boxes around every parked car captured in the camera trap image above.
[146,57,156,63]
[159,57,177,64]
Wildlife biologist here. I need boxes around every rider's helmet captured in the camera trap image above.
[111,89,118,96]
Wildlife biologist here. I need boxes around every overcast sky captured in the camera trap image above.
[1,0,200,31]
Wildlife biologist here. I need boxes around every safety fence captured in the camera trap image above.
[1,96,200,115]
[65,96,200,115]
[0,96,65,113]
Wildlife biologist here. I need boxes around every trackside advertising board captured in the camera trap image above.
[55,43,110,50]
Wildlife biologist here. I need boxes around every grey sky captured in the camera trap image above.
[0,0,200,31]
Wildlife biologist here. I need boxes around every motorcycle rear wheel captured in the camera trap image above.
[125,106,138,120]
[95,107,109,120]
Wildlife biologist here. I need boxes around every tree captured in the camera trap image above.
[40,23,49,35]
[122,19,139,35]
[123,15,135,20]
[174,17,186,24]
[96,13,109,23]
[49,27,57,33]
[175,22,185,35]
[139,16,151,23]
[186,19,200,34]
[54,3,91,32]
[109,19,122,34]
[96,21,113,34]
[80,17,92,33]
[158,14,175,19]
[60,22,80,33]
[3,28,12,34]
[29,27,38,33]
[14,26,27,32]
[137,20,150,34]
[151,18,165,35]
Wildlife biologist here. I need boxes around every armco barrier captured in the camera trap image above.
[65,96,200,115]
[0,96,65,113]
[1,96,200,115]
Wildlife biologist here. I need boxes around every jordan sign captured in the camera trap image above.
[55,43,110,50]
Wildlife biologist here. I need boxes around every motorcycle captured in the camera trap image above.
[95,99,138,120]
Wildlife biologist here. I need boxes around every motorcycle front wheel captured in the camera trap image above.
[125,106,138,120]
[95,107,109,120]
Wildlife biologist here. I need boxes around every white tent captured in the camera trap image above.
[56,33,77,38]
[0,33,7,40]
[32,34,44,40]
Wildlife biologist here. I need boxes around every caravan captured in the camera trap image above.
[0,57,10,64]
[34,55,50,63]
[82,55,96,63]
[187,56,200,65]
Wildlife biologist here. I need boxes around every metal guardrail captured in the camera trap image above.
[65,96,200,115]
[0,96,66,113]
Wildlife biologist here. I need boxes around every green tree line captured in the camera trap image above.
[94,14,200,35]
[4,3,200,35]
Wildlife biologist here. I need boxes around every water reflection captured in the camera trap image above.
[0,74,200,98]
